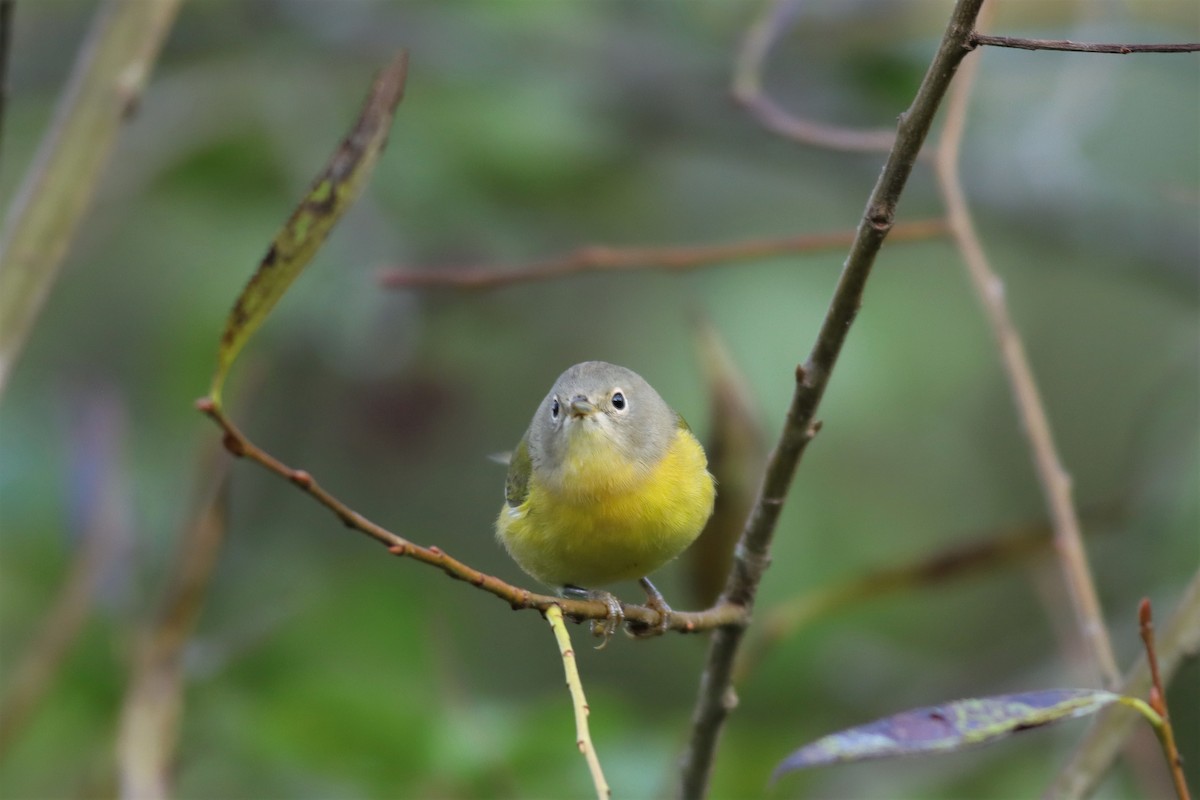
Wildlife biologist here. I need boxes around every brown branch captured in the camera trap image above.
[378,219,948,291]
[1138,599,1191,800]
[195,398,748,635]
[934,9,1121,689]
[732,0,896,153]
[971,34,1200,55]
[675,2,988,797]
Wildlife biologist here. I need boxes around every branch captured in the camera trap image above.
[676,2,988,797]
[934,13,1121,688]
[545,605,611,800]
[970,34,1200,55]
[195,398,748,635]
[1138,599,1191,800]
[378,220,946,291]
[0,0,183,397]
[1047,570,1200,799]
[115,438,232,799]
[732,0,896,153]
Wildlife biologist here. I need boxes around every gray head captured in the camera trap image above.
[525,361,676,487]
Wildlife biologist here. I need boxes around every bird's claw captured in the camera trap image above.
[627,577,672,638]
[563,586,624,649]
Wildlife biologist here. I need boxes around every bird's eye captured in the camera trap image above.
[550,397,560,419]
[611,391,627,411]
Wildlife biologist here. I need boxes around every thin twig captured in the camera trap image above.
[0,0,183,397]
[379,219,946,291]
[971,34,1200,55]
[545,605,611,800]
[1138,599,1191,800]
[732,0,896,153]
[116,452,230,799]
[675,2,988,797]
[1047,570,1200,799]
[934,16,1121,689]
[195,398,748,635]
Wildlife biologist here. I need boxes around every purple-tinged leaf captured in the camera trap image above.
[775,689,1126,779]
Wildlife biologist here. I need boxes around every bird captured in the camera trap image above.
[496,361,715,640]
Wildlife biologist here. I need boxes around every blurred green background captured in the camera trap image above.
[1,1,1197,798]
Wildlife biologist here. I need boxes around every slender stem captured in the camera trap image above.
[1138,599,1191,800]
[116,460,230,799]
[0,0,183,398]
[934,18,1121,689]
[971,34,1200,55]
[676,2,987,797]
[1047,570,1200,799]
[546,605,610,800]
[378,219,947,291]
[195,398,748,634]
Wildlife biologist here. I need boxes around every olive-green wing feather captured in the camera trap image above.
[675,411,693,432]
[504,437,532,507]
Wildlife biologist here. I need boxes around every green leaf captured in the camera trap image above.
[774,689,1131,780]
[208,52,409,406]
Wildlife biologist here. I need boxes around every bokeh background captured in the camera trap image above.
[1,1,1197,798]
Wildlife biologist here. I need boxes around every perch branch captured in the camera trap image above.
[546,605,611,800]
[676,2,988,797]
[934,16,1121,688]
[970,34,1200,55]
[195,398,748,634]
[379,219,947,291]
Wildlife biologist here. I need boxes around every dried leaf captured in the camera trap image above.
[774,689,1128,780]
[209,52,409,405]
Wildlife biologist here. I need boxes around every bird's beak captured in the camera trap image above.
[568,396,596,418]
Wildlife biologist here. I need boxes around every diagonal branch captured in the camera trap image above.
[546,605,610,800]
[0,0,183,397]
[675,2,988,797]
[934,16,1121,689]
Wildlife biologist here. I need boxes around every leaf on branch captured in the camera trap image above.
[208,51,409,405]
[773,689,1129,780]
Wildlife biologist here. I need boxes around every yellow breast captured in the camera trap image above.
[496,427,715,588]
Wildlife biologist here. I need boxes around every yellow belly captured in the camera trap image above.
[496,428,715,588]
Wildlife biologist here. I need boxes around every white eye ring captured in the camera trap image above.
[611,390,627,411]
[550,397,561,419]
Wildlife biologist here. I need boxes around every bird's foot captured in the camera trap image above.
[562,585,624,649]
[627,577,673,638]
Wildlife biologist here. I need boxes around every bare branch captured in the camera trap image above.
[971,34,1200,55]
[676,2,988,797]
[378,219,947,291]
[934,12,1121,689]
